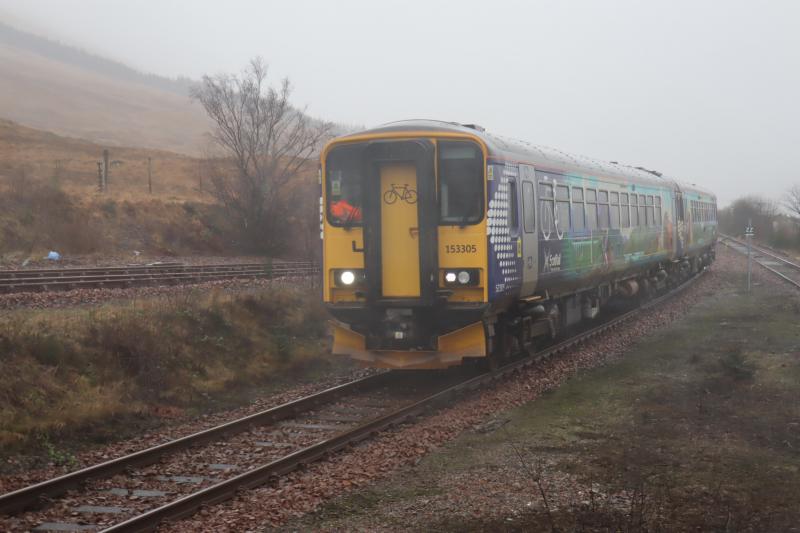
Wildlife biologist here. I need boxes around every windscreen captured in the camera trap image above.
[326,144,363,227]
[438,141,483,225]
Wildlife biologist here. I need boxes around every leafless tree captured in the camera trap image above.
[785,185,800,220]
[191,57,333,252]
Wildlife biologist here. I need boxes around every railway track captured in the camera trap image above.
[719,234,800,289]
[0,269,707,532]
[0,262,318,295]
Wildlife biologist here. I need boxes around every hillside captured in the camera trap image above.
[0,22,210,154]
[0,119,318,261]
[0,118,202,200]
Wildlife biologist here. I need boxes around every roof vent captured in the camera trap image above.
[461,123,485,132]
[634,166,663,177]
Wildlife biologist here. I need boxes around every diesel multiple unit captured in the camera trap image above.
[321,120,716,369]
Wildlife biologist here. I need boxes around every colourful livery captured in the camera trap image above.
[321,120,716,369]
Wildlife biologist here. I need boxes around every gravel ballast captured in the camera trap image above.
[163,253,744,532]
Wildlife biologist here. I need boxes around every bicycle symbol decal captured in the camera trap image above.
[383,183,418,205]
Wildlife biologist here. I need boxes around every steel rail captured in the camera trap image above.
[0,263,319,294]
[102,270,707,533]
[0,371,392,516]
[0,262,317,279]
[719,234,800,289]
[719,234,800,270]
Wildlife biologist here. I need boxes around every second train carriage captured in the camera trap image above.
[321,120,716,369]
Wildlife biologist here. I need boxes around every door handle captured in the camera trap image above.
[409,227,419,238]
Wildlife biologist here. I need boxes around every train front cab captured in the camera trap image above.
[322,132,492,369]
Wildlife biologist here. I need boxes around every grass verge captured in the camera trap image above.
[0,286,338,463]
[294,259,800,531]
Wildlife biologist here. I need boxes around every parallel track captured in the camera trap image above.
[0,269,707,532]
[0,262,318,294]
[719,234,800,289]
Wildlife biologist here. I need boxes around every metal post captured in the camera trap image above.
[103,149,109,191]
[148,157,152,194]
[97,162,104,192]
[747,233,752,292]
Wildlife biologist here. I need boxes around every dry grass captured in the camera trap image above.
[0,286,330,454]
[0,118,206,202]
[0,119,320,259]
[0,44,210,155]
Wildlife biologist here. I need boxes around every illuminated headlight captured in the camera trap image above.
[442,268,480,287]
[333,269,365,288]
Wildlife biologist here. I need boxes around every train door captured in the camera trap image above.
[520,164,538,294]
[380,163,421,297]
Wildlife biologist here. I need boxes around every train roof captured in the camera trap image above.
[338,119,715,199]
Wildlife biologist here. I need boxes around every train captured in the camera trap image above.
[320,120,717,369]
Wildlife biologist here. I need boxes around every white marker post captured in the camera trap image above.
[745,223,755,291]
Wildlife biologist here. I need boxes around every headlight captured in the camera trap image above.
[340,271,356,285]
[333,269,365,288]
[441,268,480,287]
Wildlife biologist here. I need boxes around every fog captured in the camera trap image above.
[2,0,798,207]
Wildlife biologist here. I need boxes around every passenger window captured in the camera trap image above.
[621,193,630,228]
[638,194,647,227]
[598,190,609,229]
[572,187,585,230]
[610,203,620,229]
[522,181,535,233]
[585,188,597,230]
[608,190,619,229]
[630,195,639,226]
[556,185,570,232]
[646,195,655,227]
[655,195,662,226]
[539,182,555,238]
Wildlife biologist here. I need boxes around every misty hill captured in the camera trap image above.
[0,20,193,96]
[0,21,210,154]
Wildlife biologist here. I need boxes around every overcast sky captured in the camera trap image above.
[1,0,799,207]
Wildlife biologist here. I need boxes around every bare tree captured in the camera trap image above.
[785,185,800,219]
[191,57,333,252]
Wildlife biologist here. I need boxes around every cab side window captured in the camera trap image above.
[522,181,535,233]
[508,180,519,232]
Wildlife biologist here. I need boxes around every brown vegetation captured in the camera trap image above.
[0,119,320,260]
[0,286,330,456]
[0,42,209,155]
[719,195,800,250]
[191,58,332,253]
